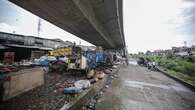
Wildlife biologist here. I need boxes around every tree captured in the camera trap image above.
[145,50,152,55]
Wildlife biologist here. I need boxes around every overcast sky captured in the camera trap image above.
[0,0,195,53]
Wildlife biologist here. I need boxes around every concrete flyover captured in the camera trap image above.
[9,0,125,49]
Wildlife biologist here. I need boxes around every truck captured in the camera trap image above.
[49,46,89,73]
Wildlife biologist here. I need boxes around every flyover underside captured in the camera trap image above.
[9,0,125,49]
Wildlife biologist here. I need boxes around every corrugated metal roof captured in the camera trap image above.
[0,44,9,49]
[5,44,53,50]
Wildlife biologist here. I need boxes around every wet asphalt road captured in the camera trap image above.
[96,63,195,110]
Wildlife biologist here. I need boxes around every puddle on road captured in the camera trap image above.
[128,61,138,65]
[125,80,191,92]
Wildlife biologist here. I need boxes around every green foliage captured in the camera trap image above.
[185,56,195,63]
[141,54,195,86]
[143,55,195,77]
[138,55,195,85]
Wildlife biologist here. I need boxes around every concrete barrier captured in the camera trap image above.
[3,67,44,100]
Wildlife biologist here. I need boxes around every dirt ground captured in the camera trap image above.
[0,71,86,110]
[96,64,195,110]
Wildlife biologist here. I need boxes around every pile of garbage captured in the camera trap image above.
[82,66,119,110]
[62,80,91,94]
[48,66,117,110]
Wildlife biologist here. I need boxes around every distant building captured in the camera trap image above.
[0,31,73,62]
[149,45,195,57]
[152,49,166,56]
[189,45,195,55]
[172,46,190,56]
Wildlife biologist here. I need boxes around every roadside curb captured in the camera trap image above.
[59,67,120,110]
[158,68,195,91]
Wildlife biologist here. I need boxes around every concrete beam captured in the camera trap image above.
[72,0,115,48]
[8,0,125,49]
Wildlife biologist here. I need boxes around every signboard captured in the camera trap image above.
[49,47,72,56]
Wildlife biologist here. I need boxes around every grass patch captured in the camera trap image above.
[143,55,195,86]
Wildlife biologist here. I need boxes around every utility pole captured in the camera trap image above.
[184,41,187,47]
[37,18,41,37]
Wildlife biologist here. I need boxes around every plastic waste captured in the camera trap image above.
[74,80,91,89]
[112,65,117,69]
[104,69,112,74]
[64,87,82,94]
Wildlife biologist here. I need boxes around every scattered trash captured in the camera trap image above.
[19,60,33,67]
[94,71,105,80]
[87,69,95,79]
[111,76,114,79]
[90,78,98,84]
[74,80,91,89]
[99,91,103,95]
[97,72,105,79]
[100,72,105,79]
[113,74,118,78]
[83,67,119,110]
[53,90,57,93]
[112,65,117,69]
[97,99,101,103]
[104,69,112,74]
[105,85,109,88]
[64,87,83,94]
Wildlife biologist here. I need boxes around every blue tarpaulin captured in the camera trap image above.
[86,51,96,69]
[96,52,104,63]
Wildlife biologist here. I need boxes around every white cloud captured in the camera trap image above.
[0,22,18,33]
[124,0,194,53]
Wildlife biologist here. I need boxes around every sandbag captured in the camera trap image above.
[98,72,105,79]
[87,69,95,79]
